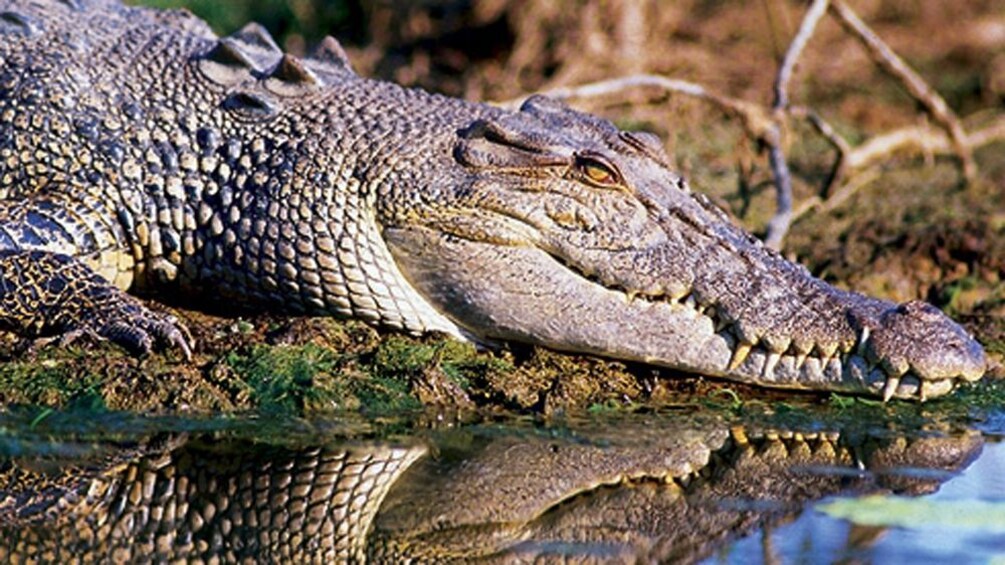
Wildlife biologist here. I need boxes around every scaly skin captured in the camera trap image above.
[0,0,986,399]
[0,421,983,562]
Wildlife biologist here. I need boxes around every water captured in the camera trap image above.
[709,440,1005,564]
[0,405,1001,563]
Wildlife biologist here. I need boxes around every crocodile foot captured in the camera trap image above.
[0,251,193,360]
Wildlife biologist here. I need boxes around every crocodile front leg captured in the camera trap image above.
[0,251,191,359]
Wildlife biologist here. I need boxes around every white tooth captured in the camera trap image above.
[728,342,753,371]
[794,352,809,371]
[857,326,871,358]
[816,341,839,361]
[881,357,909,379]
[684,295,698,309]
[668,286,690,303]
[762,352,781,379]
[715,318,731,333]
[730,426,749,445]
[882,375,901,403]
[918,379,953,402]
[763,335,792,354]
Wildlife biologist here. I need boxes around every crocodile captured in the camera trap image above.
[0,0,987,400]
[0,417,983,562]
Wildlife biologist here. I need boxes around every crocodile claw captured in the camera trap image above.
[0,251,194,361]
[99,313,194,361]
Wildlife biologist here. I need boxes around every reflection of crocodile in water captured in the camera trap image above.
[0,418,982,562]
[0,0,986,399]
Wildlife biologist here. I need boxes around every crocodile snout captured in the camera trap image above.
[856,300,986,400]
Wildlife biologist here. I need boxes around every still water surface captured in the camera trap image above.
[0,404,1001,563]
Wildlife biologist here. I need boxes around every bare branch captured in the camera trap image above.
[773,0,829,111]
[792,114,1005,223]
[764,0,831,249]
[828,0,976,180]
[845,114,1005,171]
[499,75,777,140]
[789,105,851,197]
[763,143,793,250]
[792,170,881,219]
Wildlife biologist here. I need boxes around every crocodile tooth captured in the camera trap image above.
[728,341,753,371]
[880,356,909,379]
[715,318,730,333]
[683,295,698,310]
[762,335,791,354]
[815,341,839,363]
[917,378,953,402]
[666,284,690,301]
[856,326,871,358]
[794,351,809,371]
[882,375,901,403]
[838,337,855,354]
[730,426,748,445]
[761,352,780,379]
[704,305,717,321]
[733,322,761,345]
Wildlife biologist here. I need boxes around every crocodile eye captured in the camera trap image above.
[574,154,622,187]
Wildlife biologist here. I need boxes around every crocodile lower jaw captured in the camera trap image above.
[614,288,983,401]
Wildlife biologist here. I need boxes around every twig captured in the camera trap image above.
[773,0,829,111]
[828,0,976,180]
[792,114,1005,223]
[789,105,851,197]
[792,169,880,220]
[843,114,1005,171]
[501,74,777,141]
[764,0,831,249]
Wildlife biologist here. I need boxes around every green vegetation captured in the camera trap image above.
[127,0,359,45]
[225,343,344,415]
[0,348,110,409]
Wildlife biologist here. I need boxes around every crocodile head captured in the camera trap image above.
[384,95,986,400]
